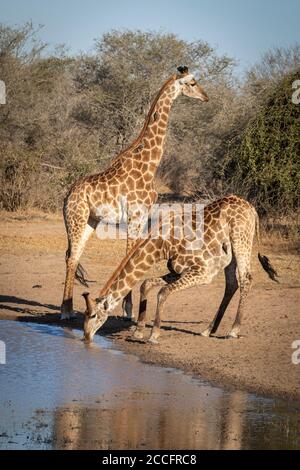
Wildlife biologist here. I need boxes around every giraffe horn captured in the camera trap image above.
[82,292,94,316]
[177,65,189,74]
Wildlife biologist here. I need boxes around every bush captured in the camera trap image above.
[0,23,299,221]
[222,70,300,216]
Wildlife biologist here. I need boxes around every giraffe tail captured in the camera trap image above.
[258,254,279,283]
[65,247,95,288]
[75,263,90,288]
[254,210,279,283]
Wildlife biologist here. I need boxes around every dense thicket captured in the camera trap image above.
[0,23,299,219]
[222,70,300,215]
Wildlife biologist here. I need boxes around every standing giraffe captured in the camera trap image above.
[82,195,278,342]
[61,66,209,320]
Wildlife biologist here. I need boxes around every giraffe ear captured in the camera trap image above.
[103,293,114,310]
[94,295,110,311]
[177,65,189,75]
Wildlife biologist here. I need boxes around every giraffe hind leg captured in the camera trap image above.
[227,270,252,339]
[201,253,238,337]
[226,248,253,339]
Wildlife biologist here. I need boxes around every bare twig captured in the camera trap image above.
[40,163,63,170]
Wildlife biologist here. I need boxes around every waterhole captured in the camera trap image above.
[0,320,299,449]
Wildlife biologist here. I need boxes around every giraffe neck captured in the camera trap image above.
[99,239,164,306]
[121,76,180,176]
[140,78,179,170]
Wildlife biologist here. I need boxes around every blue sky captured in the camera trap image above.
[1,0,299,74]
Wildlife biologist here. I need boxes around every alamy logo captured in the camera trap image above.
[292,80,300,105]
[0,80,6,104]
[95,201,204,250]
[292,340,300,365]
[0,340,6,364]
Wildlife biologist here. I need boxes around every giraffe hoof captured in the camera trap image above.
[226,331,240,339]
[122,303,133,320]
[123,316,134,322]
[61,312,77,321]
[132,329,144,340]
[201,329,211,337]
[148,336,159,345]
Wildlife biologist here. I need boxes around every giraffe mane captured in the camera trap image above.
[136,75,176,138]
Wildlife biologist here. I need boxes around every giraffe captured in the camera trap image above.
[61,66,209,320]
[82,195,278,342]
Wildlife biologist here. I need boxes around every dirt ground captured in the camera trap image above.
[0,211,299,401]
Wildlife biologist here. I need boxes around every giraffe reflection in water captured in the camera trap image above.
[52,388,248,450]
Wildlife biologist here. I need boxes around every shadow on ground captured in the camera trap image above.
[0,294,209,338]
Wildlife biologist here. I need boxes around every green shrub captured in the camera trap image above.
[223,70,300,216]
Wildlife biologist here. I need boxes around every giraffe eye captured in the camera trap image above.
[90,313,97,319]
[191,82,196,87]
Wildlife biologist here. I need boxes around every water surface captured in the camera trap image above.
[0,320,299,449]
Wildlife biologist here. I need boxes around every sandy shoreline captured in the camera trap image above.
[0,215,299,402]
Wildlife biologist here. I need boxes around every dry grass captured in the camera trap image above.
[0,209,62,222]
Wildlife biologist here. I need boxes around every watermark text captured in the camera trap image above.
[291,340,300,365]
[0,340,6,365]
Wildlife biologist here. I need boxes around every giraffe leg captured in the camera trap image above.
[123,205,154,320]
[122,213,147,320]
[61,221,95,320]
[132,273,179,340]
[227,252,252,339]
[122,292,133,320]
[122,235,136,320]
[148,268,212,344]
[201,254,238,337]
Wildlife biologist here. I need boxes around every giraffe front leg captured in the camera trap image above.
[122,237,136,320]
[123,211,148,320]
[122,292,133,320]
[61,221,95,320]
[132,275,173,340]
[148,268,211,344]
[132,280,149,340]
[61,255,77,320]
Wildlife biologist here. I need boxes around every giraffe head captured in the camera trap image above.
[82,292,115,342]
[175,66,209,102]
